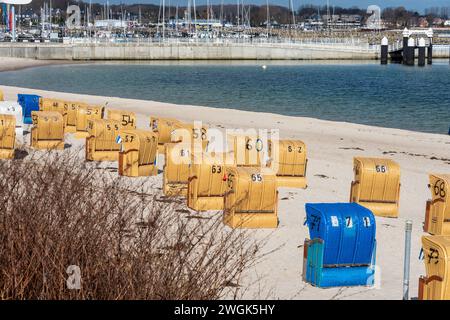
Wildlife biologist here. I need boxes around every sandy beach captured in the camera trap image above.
[1,76,449,300]
[0,57,75,72]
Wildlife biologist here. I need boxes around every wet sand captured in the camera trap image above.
[0,57,77,72]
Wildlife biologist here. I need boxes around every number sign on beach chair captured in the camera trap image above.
[228,133,268,168]
[150,116,183,153]
[107,109,136,129]
[163,142,192,197]
[424,174,450,235]
[75,105,104,138]
[86,119,121,162]
[419,235,450,300]
[223,167,278,229]
[350,157,401,218]
[118,129,158,177]
[187,152,235,211]
[39,98,68,130]
[63,101,87,133]
[30,111,64,150]
[267,139,307,188]
[163,125,211,197]
[39,97,65,113]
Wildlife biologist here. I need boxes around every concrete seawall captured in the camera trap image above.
[430,46,450,58]
[0,43,379,60]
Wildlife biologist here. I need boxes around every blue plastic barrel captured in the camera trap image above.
[17,94,41,124]
[305,203,376,266]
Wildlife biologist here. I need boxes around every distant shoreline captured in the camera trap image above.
[0,58,377,74]
[1,57,449,74]
[0,58,380,69]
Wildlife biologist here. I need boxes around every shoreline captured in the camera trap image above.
[0,57,381,72]
[0,86,449,300]
[0,57,81,72]
[2,84,448,144]
[1,57,449,73]
[1,82,448,137]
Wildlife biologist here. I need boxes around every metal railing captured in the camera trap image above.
[48,36,377,52]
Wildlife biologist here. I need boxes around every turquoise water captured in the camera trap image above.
[0,61,449,134]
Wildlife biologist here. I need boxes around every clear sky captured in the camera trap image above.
[103,0,449,13]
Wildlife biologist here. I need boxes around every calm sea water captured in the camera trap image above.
[1,61,449,134]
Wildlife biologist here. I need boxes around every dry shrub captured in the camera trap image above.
[0,148,262,300]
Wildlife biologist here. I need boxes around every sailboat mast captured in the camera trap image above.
[266,0,269,36]
[193,0,197,37]
[207,0,209,29]
[236,0,239,29]
[162,0,165,40]
[187,0,191,31]
[49,0,52,33]
[326,0,330,32]
[167,0,171,31]
[220,0,224,26]
[290,0,295,25]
